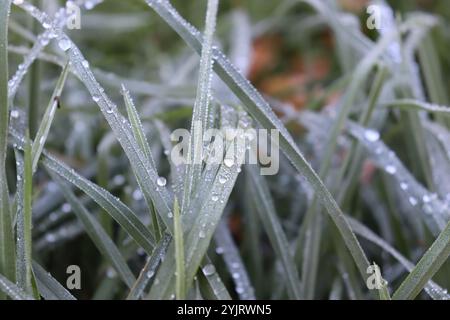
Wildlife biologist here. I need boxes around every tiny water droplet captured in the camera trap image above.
[224,158,234,167]
[211,195,219,202]
[199,230,206,238]
[409,196,418,206]
[58,38,72,51]
[219,176,227,184]
[202,264,216,276]
[10,110,19,118]
[156,177,167,187]
[364,129,380,142]
[385,165,397,175]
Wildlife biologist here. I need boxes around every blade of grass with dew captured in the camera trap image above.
[14,135,33,296]
[39,152,156,254]
[174,198,185,299]
[392,218,450,300]
[0,273,34,300]
[127,234,171,300]
[348,216,450,300]
[122,84,161,240]
[32,262,76,300]
[182,0,218,215]
[214,221,256,300]
[0,0,15,290]
[49,171,136,289]
[247,165,301,299]
[31,62,70,173]
[384,99,450,115]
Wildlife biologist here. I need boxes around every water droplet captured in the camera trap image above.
[423,195,431,203]
[364,129,380,142]
[45,233,56,243]
[62,203,71,213]
[156,177,167,187]
[211,195,219,202]
[132,189,143,201]
[10,110,19,118]
[58,38,72,51]
[92,95,100,102]
[385,165,397,175]
[224,158,234,167]
[199,230,206,238]
[146,270,154,279]
[82,60,89,68]
[409,196,418,206]
[215,246,224,254]
[219,176,227,184]
[400,182,409,191]
[167,211,173,219]
[202,264,216,276]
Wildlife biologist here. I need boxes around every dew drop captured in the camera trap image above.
[211,195,219,202]
[58,38,72,51]
[224,158,234,168]
[219,176,227,184]
[10,110,19,118]
[199,230,206,238]
[409,196,418,206]
[92,95,100,102]
[202,264,216,276]
[156,177,167,187]
[400,182,409,191]
[385,165,397,175]
[364,129,380,142]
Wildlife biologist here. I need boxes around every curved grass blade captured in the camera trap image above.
[31,62,70,173]
[122,84,161,239]
[385,99,450,115]
[0,273,33,300]
[49,171,136,289]
[214,221,256,300]
[32,262,76,300]
[392,219,450,300]
[348,216,450,300]
[127,234,171,300]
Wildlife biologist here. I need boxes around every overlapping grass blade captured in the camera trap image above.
[246,165,301,299]
[173,198,185,299]
[127,234,171,300]
[32,262,76,300]
[49,171,136,288]
[0,273,34,300]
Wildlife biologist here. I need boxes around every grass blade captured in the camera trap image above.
[183,0,218,213]
[14,135,33,295]
[49,171,136,289]
[31,62,70,173]
[393,219,450,300]
[32,262,76,300]
[174,198,185,299]
[0,273,34,300]
[0,0,15,288]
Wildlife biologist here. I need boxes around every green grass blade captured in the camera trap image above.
[393,219,450,300]
[348,216,450,300]
[32,262,76,300]
[385,99,450,115]
[49,171,136,289]
[0,273,34,300]
[14,135,33,295]
[174,198,185,299]
[127,234,171,300]
[122,84,161,240]
[183,0,218,214]
[31,62,70,173]
[0,0,15,289]
[247,165,301,299]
